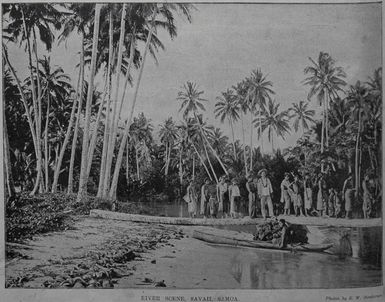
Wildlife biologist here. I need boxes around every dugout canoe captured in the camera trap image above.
[192,228,333,253]
[89,209,382,227]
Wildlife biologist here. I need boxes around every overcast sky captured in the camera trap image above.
[7,3,382,153]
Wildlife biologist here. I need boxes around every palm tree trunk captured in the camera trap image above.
[44,94,50,192]
[229,117,237,160]
[355,111,361,195]
[97,13,114,198]
[259,112,263,155]
[102,4,128,198]
[241,113,247,174]
[68,34,85,194]
[51,90,80,192]
[108,9,157,199]
[2,44,38,164]
[135,147,140,181]
[85,77,109,182]
[191,141,212,181]
[201,136,218,183]
[126,139,130,185]
[3,107,15,198]
[164,143,168,176]
[166,143,172,176]
[76,4,101,202]
[325,93,329,149]
[179,149,183,184]
[192,154,195,180]
[118,34,136,121]
[249,110,253,172]
[21,8,41,196]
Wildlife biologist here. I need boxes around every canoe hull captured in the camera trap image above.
[192,229,333,252]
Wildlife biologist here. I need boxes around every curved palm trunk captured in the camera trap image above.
[51,79,81,193]
[229,117,237,160]
[76,4,101,202]
[2,44,38,163]
[108,9,157,199]
[3,108,15,198]
[191,141,212,181]
[135,146,140,181]
[44,94,50,192]
[85,77,109,182]
[97,13,114,197]
[102,4,128,198]
[68,34,85,194]
[202,138,218,183]
[178,149,183,184]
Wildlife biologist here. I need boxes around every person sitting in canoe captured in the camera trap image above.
[254,218,308,248]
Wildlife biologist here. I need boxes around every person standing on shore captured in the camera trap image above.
[217,176,228,218]
[362,173,373,219]
[303,173,313,216]
[200,179,210,218]
[342,173,354,219]
[290,173,304,217]
[280,172,291,216]
[246,175,257,218]
[185,180,198,218]
[229,178,241,218]
[258,169,274,220]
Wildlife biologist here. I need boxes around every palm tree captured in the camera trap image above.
[259,99,291,152]
[4,3,64,195]
[58,3,94,194]
[303,52,346,155]
[178,82,227,179]
[32,56,72,192]
[289,100,315,137]
[159,117,178,176]
[246,69,275,171]
[214,89,240,160]
[76,3,102,203]
[233,81,249,173]
[129,113,153,181]
[346,81,370,194]
[108,3,193,199]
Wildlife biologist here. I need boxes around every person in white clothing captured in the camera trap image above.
[258,169,274,219]
[229,178,241,218]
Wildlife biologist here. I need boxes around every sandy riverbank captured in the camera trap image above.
[5,215,382,289]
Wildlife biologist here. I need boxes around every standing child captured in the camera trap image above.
[342,173,354,219]
[333,189,342,218]
[303,173,313,216]
[229,178,241,218]
[217,176,228,218]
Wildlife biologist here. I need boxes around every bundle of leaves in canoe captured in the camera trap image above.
[3,3,382,242]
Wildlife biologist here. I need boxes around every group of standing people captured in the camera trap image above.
[184,168,380,220]
[280,171,380,219]
[184,168,275,219]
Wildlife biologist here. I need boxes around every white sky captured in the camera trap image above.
[6,3,382,153]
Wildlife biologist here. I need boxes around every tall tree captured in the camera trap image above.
[303,52,346,156]
[246,69,275,171]
[108,3,193,199]
[259,99,291,152]
[214,89,240,160]
[289,100,315,137]
[76,3,102,202]
[159,117,178,176]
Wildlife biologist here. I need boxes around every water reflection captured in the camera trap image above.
[228,246,381,288]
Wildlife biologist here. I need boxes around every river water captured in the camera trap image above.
[119,199,382,288]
